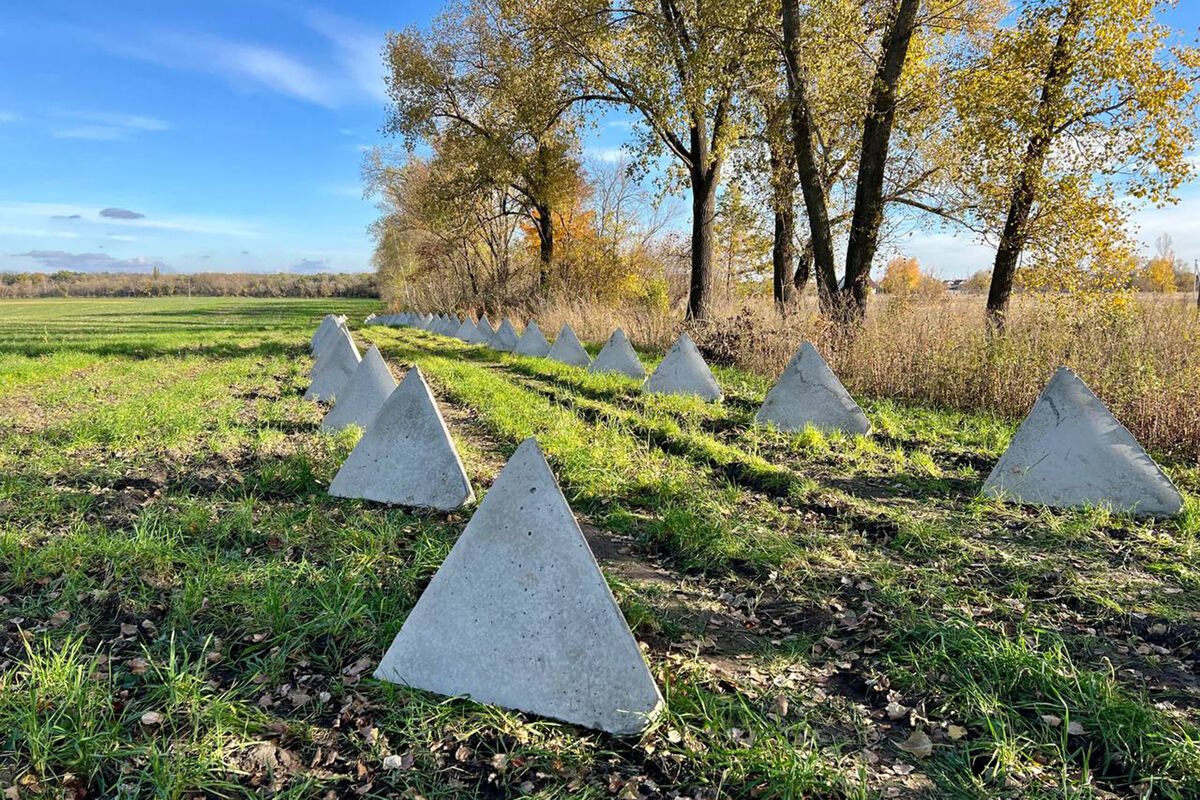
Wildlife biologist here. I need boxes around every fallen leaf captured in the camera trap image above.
[382,753,413,770]
[1066,721,1085,736]
[127,657,149,675]
[947,725,968,741]
[140,711,163,726]
[886,701,909,720]
[897,730,933,758]
[1041,714,1062,728]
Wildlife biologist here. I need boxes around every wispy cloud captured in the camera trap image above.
[93,14,387,109]
[0,201,259,238]
[12,249,170,272]
[100,207,145,219]
[304,10,389,104]
[49,111,170,141]
[0,111,21,124]
[586,146,628,164]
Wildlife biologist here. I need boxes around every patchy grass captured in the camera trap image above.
[1,297,1198,799]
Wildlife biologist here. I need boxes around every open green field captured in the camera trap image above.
[2,297,1199,799]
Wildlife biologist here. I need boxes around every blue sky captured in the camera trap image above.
[0,1,1196,278]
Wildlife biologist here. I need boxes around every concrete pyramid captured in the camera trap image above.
[454,317,476,340]
[321,345,397,432]
[328,366,474,509]
[643,333,721,401]
[374,437,663,734]
[547,324,591,368]
[454,317,477,341]
[490,319,520,352]
[982,367,1183,516]
[756,342,870,435]
[589,328,645,380]
[306,327,361,401]
[467,315,494,345]
[312,315,345,354]
[514,320,551,357]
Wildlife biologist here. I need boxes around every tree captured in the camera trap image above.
[781,0,998,322]
[383,0,587,292]
[953,0,1200,327]
[879,255,921,294]
[527,0,768,319]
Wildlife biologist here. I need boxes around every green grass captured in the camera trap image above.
[1,297,1198,799]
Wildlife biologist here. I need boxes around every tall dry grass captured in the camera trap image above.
[513,291,1200,460]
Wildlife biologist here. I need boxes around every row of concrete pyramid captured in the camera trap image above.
[306,313,1183,729]
[306,314,662,735]
[363,311,1185,517]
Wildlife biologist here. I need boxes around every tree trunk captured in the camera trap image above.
[534,201,554,293]
[772,208,796,308]
[781,0,838,315]
[840,0,922,324]
[686,141,720,321]
[986,0,1086,330]
[794,239,812,291]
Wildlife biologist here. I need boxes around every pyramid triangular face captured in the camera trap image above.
[513,320,551,357]
[375,438,663,734]
[983,367,1183,516]
[328,366,474,509]
[588,328,645,380]
[547,324,591,368]
[321,345,398,432]
[454,318,477,341]
[642,333,721,401]
[312,316,347,354]
[467,316,494,345]
[311,315,339,350]
[756,342,870,435]
[490,319,520,352]
[305,328,362,401]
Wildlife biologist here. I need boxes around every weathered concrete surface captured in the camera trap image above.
[514,320,551,357]
[321,344,397,432]
[374,437,663,735]
[643,333,722,401]
[547,324,591,368]
[588,328,645,380]
[468,316,495,346]
[305,327,361,401]
[756,342,870,435]
[454,317,477,341]
[490,319,520,352]
[312,315,346,354]
[328,366,475,509]
[982,367,1183,516]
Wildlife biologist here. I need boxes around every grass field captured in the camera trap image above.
[2,297,1198,799]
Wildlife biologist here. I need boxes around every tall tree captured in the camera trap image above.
[384,0,586,292]
[954,0,1199,327]
[528,0,767,319]
[781,0,998,321]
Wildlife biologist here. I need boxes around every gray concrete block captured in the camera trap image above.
[321,344,397,432]
[643,333,721,401]
[490,319,520,352]
[514,320,551,357]
[454,318,477,341]
[306,326,361,401]
[468,316,495,345]
[328,366,474,509]
[547,324,591,368]
[982,367,1183,516]
[756,342,870,435]
[374,437,663,735]
[311,315,346,354]
[589,328,645,379]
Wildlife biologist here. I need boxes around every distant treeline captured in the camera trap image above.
[0,271,378,299]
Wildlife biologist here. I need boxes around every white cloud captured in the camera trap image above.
[48,111,170,141]
[586,146,627,164]
[93,15,388,109]
[10,249,171,272]
[305,10,389,104]
[0,201,260,238]
[0,111,21,124]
